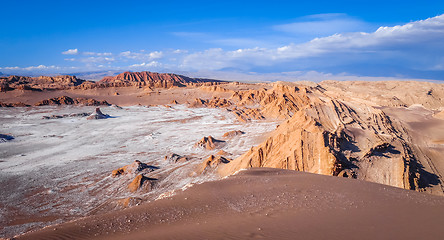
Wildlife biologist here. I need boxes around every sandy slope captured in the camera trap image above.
[16,168,444,240]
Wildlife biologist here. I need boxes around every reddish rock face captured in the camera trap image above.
[196,155,231,174]
[127,174,156,193]
[97,71,225,89]
[194,136,225,150]
[222,130,245,138]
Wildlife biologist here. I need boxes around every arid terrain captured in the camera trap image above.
[1,71,444,239]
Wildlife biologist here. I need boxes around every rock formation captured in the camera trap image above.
[194,136,225,150]
[164,153,188,163]
[0,102,30,107]
[222,130,245,138]
[213,81,444,194]
[87,108,110,120]
[42,113,90,119]
[197,155,231,174]
[35,96,110,106]
[0,71,226,92]
[111,160,157,177]
[111,160,159,193]
[0,75,89,91]
[96,71,226,89]
[127,174,156,193]
[187,97,232,108]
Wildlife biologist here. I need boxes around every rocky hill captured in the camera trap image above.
[0,75,88,91]
[95,71,226,88]
[0,71,226,92]
[193,81,444,195]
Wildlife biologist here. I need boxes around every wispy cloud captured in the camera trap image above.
[273,13,372,36]
[119,50,163,61]
[0,65,61,71]
[179,14,444,74]
[79,56,115,63]
[61,49,78,55]
[83,52,112,56]
[129,61,162,69]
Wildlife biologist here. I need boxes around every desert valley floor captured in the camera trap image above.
[1,71,444,239]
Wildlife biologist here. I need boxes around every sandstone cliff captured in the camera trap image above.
[215,81,444,194]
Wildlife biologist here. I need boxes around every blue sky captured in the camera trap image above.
[1,0,444,81]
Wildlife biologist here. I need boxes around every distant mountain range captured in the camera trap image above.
[0,71,226,91]
[64,70,123,81]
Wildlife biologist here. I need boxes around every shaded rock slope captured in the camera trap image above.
[207,81,444,195]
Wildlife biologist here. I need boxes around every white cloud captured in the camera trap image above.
[129,61,162,68]
[62,49,78,55]
[274,13,371,36]
[149,51,163,59]
[120,50,163,61]
[179,14,444,72]
[0,65,61,71]
[79,56,115,63]
[173,49,188,54]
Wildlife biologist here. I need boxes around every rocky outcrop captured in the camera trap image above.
[229,83,311,119]
[164,153,188,163]
[95,71,226,89]
[214,82,435,193]
[216,150,231,156]
[0,71,227,92]
[111,160,156,177]
[34,96,110,106]
[222,130,245,138]
[128,174,156,192]
[188,97,232,108]
[111,160,159,193]
[199,85,234,93]
[42,113,89,119]
[197,155,231,174]
[87,108,110,120]
[194,136,225,150]
[0,75,89,91]
[0,102,30,107]
[0,83,12,92]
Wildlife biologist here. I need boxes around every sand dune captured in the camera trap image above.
[16,168,444,240]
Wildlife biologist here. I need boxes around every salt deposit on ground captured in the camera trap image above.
[0,105,277,238]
